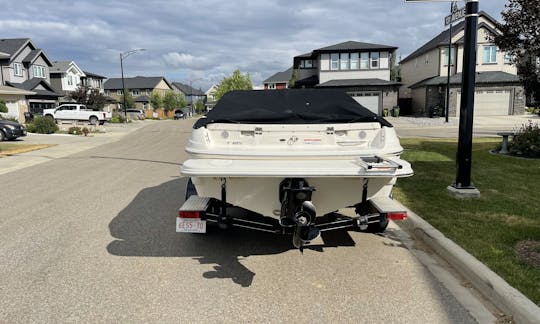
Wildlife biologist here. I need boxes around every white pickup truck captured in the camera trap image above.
[43,104,112,125]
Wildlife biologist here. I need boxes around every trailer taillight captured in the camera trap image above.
[178,211,200,218]
[387,212,407,221]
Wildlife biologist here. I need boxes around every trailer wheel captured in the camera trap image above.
[366,218,389,233]
[185,178,197,201]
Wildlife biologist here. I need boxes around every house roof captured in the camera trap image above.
[410,71,520,89]
[104,76,171,90]
[171,82,205,96]
[315,41,397,52]
[0,85,35,95]
[0,38,31,58]
[401,11,500,64]
[134,95,150,102]
[22,49,52,66]
[7,78,61,97]
[50,61,71,73]
[317,78,401,87]
[263,67,293,83]
[83,71,106,79]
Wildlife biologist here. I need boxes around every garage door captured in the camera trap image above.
[457,90,511,116]
[349,92,380,115]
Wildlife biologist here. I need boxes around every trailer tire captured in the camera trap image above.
[366,218,389,233]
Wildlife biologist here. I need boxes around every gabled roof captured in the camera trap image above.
[317,78,401,87]
[171,82,205,96]
[401,11,500,64]
[315,41,397,52]
[264,67,293,83]
[410,71,520,89]
[7,78,61,97]
[22,48,52,66]
[104,76,172,90]
[0,38,31,58]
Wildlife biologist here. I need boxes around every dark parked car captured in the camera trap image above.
[173,109,185,120]
[0,119,27,141]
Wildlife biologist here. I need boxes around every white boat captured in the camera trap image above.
[180,89,413,248]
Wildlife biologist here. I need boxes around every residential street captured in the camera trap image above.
[1,120,486,323]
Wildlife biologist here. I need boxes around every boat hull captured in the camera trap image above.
[191,176,395,218]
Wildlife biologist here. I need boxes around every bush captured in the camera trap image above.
[68,126,82,135]
[509,121,540,158]
[26,116,59,134]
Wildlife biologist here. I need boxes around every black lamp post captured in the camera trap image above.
[120,49,145,121]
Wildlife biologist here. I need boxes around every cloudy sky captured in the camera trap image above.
[1,0,508,91]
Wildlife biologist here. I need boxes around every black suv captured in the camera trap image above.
[0,119,27,141]
[173,109,185,120]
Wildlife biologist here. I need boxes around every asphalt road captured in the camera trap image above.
[1,120,480,323]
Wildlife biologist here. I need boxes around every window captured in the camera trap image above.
[330,53,339,70]
[340,53,349,70]
[504,53,513,64]
[350,53,359,69]
[483,45,497,63]
[304,60,313,68]
[105,90,110,96]
[268,83,275,89]
[424,54,429,64]
[132,90,140,96]
[360,52,369,69]
[32,65,46,78]
[145,90,150,95]
[443,47,455,65]
[117,90,123,95]
[67,75,73,86]
[371,52,379,69]
[13,63,22,76]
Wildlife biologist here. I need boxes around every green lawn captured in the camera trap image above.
[393,138,540,305]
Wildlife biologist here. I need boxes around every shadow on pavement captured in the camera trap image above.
[107,178,356,287]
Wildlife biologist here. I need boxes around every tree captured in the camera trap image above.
[288,69,298,88]
[494,0,540,106]
[194,99,205,114]
[150,91,162,111]
[162,91,186,112]
[0,98,8,113]
[67,85,108,110]
[122,90,135,109]
[215,69,253,101]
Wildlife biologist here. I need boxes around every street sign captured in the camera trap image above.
[445,3,466,25]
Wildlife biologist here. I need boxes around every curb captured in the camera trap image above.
[396,203,540,324]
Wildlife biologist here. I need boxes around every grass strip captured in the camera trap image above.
[393,138,540,305]
[0,143,56,157]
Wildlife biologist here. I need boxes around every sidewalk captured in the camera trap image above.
[386,114,539,129]
[0,121,150,176]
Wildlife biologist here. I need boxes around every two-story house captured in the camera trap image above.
[271,41,400,115]
[399,11,524,117]
[0,38,61,116]
[263,67,293,90]
[49,60,86,102]
[171,82,206,106]
[80,71,106,92]
[104,76,173,110]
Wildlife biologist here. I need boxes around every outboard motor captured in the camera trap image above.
[279,178,320,248]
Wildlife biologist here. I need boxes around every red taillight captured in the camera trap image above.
[387,212,407,221]
[178,211,200,218]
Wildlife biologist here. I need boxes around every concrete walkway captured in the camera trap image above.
[0,121,150,176]
[386,114,539,129]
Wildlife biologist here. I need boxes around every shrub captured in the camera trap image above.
[26,116,59,134]
[68,126,82,135]
[82,127,89,136]
[509,121,540,158]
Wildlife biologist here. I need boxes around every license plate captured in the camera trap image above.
[176,218,206,233]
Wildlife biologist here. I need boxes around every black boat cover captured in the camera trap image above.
[193,89,392,128]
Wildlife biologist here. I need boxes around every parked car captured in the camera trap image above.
[126,109,145,120]
[43,104,112,125]
[173,109,185,120]
[0,119,26,141]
